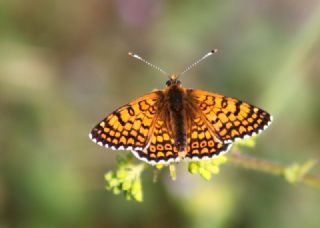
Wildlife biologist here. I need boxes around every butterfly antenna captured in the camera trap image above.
[179,49,218,77]
[128,52,168,76]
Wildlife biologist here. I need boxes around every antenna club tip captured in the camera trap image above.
[211,49,218,53]
[128,52,133,56]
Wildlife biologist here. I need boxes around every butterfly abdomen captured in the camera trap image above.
[167,85,186,152]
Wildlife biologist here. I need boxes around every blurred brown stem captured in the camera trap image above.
[228,152,320,190]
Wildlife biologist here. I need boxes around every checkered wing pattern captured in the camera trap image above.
[89,91,161,150]
[185,114,231,161]
[190,89,273,144]
[132,117,180,165]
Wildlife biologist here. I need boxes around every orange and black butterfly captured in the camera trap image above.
[89,50,273,165]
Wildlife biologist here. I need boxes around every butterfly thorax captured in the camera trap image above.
[165,73,184,112]
[164,81,187,154]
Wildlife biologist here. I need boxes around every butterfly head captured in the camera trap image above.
[166,74,181,87]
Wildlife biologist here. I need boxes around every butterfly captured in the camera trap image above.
[89,50,273,165]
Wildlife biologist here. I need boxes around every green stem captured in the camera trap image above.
[228,152,320,190]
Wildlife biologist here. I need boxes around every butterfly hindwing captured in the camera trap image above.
[190,89,272,143]
[89,91,162,150]
[132,117,180,165]
[132,108,232,165]
[186,113,231,161]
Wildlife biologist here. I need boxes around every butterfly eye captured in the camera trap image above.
[166,80,172,86]
[177,80,181,85]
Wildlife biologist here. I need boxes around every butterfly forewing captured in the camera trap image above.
[89,91,162,150]
[190,89,272,144]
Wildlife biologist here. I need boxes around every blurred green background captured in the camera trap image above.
[1,0,320,227]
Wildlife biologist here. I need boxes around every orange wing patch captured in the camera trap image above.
[132,118,179,165]
[89,91,162,150]
[185,114,231,161]
[190,89,273,144]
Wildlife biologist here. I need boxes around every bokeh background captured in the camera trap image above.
[1,0,320,227]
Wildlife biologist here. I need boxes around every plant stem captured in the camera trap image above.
[228,152,320,190]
